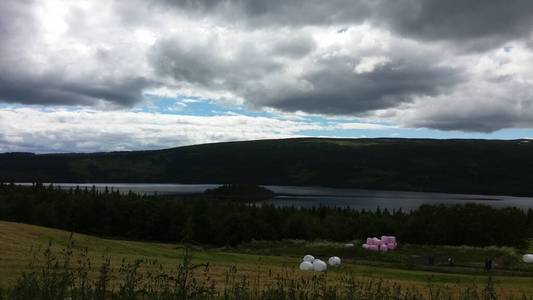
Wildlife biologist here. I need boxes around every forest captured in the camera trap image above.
[1,183,531,248]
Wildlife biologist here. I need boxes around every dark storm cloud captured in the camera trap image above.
[263,57,463,115]
[150,34,290,88]
[374,0,533,50]
[150,34,463,114]
[408,112,521,133]
[0,73,150,106]
[0,0,152,107]
[154,0,533,50]
[151,0,371,26]
[271,33,316,58]
[404,94,533,133]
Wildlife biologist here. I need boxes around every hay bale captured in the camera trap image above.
[313,259,327,272]
[523,254,533,263]
[303,255,315,263]
[299,261,314,271]
[368,245,379,251]
[328,256,341,267]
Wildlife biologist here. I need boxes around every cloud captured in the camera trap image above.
[1,0,533,136]
[0,107,322,153]
[0,73,150,106]
[262,50,461,115]
[0,0,154,107]
[372,0,533,50]
[334,122,393,130]
[396,45,533,132]
[150,24,463,115]
[399,81,533,133]
[152,0,533,50]
[150,0,371,27]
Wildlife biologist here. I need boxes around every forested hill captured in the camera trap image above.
[1,138,533,196]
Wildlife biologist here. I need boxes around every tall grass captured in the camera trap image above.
[1,240,531,300]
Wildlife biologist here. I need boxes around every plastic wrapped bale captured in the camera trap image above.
[328,256,341,267]
[362,244,370,249]
[345,243,354,248]
[381,236,396,244]
[303,255,315,263]
[387,243,397,251]
[373,238,382,245]
[368,245,379,251]
[313,259,327,272]
[379,244,389,252]
[299,261,314,271]
[524,254,533,263]
[366,238,373,245]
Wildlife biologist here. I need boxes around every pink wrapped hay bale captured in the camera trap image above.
[363,235,398,251]
[381,236,396,244]
[368,245,379,251]
[371,237,382,245]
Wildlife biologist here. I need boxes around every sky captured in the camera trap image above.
[2,0,533,153]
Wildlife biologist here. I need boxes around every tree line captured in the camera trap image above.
[0,183,532,248]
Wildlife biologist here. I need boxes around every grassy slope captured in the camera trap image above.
[1,221,533,295]
[2,138,533,196]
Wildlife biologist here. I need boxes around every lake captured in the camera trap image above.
[17,183,533,211]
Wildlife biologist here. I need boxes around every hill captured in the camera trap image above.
[1,138,533,196]
[0,220,291,287]
[2,220,533,295]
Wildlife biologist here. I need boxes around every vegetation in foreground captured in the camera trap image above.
[3,138,533,196]
[1,239,532,300]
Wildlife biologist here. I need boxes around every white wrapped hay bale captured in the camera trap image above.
[523,254,533,263]
[313,259,327,272]
[299,261,314,271]
[328,256,341,267]
[303,255,315,263]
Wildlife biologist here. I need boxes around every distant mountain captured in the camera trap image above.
[1,138,533,196]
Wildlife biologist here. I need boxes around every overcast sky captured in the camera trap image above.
[2,0,533,153]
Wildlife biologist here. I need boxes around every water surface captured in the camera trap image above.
[17,183,533,211]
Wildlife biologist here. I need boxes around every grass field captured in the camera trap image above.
[1,220,533,297]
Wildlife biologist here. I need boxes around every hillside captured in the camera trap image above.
[0,220,294,287]
[1,138,533,196]
[2,220,533,294]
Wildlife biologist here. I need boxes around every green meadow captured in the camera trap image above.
[2,220,533,298]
